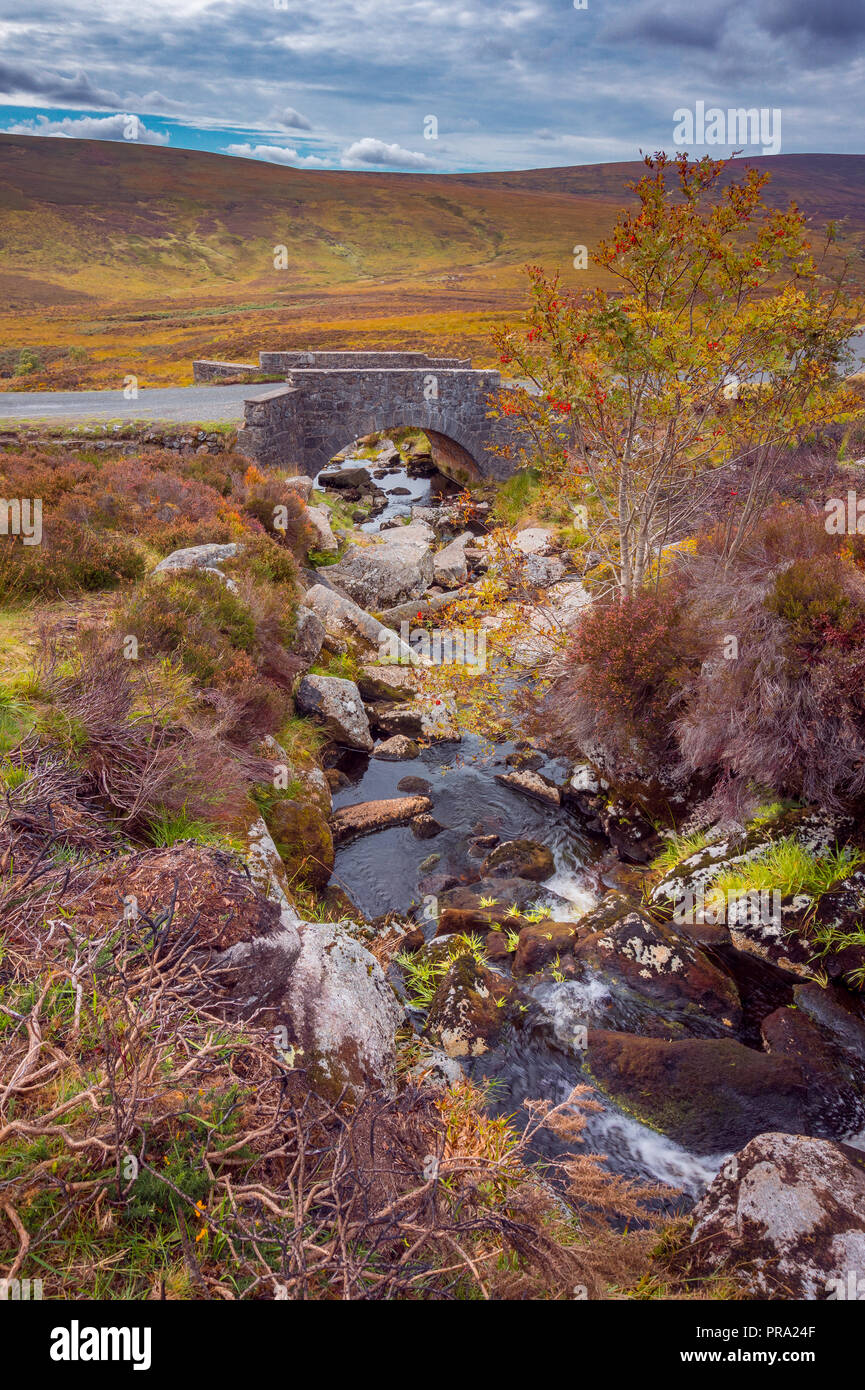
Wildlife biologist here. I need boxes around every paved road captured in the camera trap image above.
[0,383,273,427]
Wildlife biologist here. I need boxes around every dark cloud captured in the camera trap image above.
[605,2,730,51]
[0,60,122,107]
[760,0,865,41]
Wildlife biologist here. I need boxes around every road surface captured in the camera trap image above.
[0,383,271,427]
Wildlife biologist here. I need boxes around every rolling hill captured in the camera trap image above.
[0,135,863,389]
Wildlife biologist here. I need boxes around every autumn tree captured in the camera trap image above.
[492,153,864,596]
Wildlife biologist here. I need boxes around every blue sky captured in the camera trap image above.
[0,0,863,173]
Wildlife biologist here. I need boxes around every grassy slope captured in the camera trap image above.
[1,137,863,387]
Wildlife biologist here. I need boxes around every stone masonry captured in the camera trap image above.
[192,349,529,480]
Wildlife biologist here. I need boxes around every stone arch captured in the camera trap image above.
[316,419,483,484]
[236,359,524,481]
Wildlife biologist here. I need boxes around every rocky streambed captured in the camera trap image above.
[274,433,865,1293]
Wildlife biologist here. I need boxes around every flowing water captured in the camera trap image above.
[321,437,732,1198]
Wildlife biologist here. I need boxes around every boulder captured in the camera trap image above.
[153,542,241,575]
[397,775,433,794]
[494,768,561,806]
[411,813,444,839]
[424,953,515,1058]
[575,908,743,1039]
[583,1030,813,1153]
[305,505,339,555]
[327,522,435,608]
[760,1005,865,1135]
[433,532,472,587]
[521,554,568,588]
[513,527,556,556]
[689,1132,865,1299]
[215,919,403,1098]
[284,474,314,503]
[303,584,414,662]
[331,795,433,845]
[439,877,564,925]
[288,604,325,669]
[370,693,460,743]
[357,663,419,701]
[513,921,581,975]
[372,734,420,761]
[794,981,865,1064]
[295,674,373,751]
[264,797,334,890]
[481,839,555,882]
[241,813,298,914]
[318,466,377,489]
[511,580,590,665]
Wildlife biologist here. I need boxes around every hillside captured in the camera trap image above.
[1,136,863,388]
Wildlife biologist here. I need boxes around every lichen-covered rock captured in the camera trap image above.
[305,505,339,554]
[295,674,373,751]
[304,583,414,661]
[284,474,314,503]
[327,522,435,608]
[424,953,515,1058]
[153,542,242,574]
[575,908,742,1039]
[215,919,404,1098]
[370,693,460,742]
[288,604,325,669]
[689,1132,865,1299]
[357,663,420,701]
[241,813,299,915]
[433,531,472,587]
[373,734,420,761]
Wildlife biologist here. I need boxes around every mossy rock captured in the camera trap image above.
[265,797,334,890]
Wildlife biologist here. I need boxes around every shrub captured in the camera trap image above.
[545,584,708,773]
[234,465,314,559]
[0,522,145,599]
[121,572,256,685]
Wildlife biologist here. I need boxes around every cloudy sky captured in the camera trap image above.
[0,0,863,172]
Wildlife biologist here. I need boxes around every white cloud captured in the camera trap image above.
[4,112,169,144]
[225,142,328,166]
[340,137,438,169]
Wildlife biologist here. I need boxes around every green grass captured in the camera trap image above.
[147,807,230,850]
[309,651,360,682]
[0,684,31,753]
[651,830,712,877]
[492,468,541,527]
[706,837,864,907]
[395,933,487,1011]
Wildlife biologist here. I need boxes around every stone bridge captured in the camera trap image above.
[194,350,527,481]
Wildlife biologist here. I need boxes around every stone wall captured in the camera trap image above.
[257,349,470,372]
[192,359,265,383]
[235,360,527,480]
